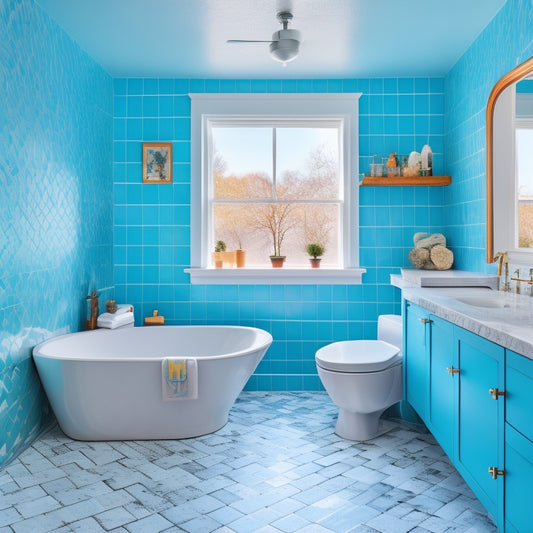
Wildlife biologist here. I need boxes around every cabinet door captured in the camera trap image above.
[428,315,456,459]
[455,327,504,527]
[405,302,429,421]
[505,424,533,533]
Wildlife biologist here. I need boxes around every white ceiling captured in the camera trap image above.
[35,0,506,78]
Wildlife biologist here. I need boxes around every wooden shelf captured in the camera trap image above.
[360,175,452,186]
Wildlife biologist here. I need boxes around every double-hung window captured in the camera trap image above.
[188,94,364,284]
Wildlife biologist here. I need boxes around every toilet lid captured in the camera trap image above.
[315,340,401,373]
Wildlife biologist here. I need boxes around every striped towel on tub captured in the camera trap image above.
[162,358,198,401]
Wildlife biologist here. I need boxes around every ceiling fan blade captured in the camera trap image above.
[226,39,274,44]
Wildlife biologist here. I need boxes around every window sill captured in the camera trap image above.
[185,267,366,285]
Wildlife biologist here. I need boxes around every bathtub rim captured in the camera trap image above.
[33,325,273,363]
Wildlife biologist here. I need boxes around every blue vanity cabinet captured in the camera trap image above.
[404,302,430,420]
[427,315,456,460]
[504,350,533,533]
[454,327,504,528]
[404,302,505,530]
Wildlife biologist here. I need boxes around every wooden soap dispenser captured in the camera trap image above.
[144,310,164,326]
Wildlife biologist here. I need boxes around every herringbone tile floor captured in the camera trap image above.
[0,392,497,532]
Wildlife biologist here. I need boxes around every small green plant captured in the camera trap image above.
[306,243,324,258]
[214,240,226,252]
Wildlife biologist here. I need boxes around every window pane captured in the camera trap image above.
[212,127,273,198]
[516,128,533,248]
[214,203,340,266]
[276,127,340,200]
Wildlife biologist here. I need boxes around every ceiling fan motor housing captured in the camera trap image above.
[270,29,301,63]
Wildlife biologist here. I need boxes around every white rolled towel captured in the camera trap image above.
[97,311,134,329]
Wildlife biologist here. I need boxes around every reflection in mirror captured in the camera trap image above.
[486,56,533,263]
[516,78,533,247]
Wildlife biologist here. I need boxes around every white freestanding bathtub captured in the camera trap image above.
[33,326,272,441]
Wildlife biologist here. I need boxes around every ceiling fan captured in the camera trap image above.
[227,11,301,66]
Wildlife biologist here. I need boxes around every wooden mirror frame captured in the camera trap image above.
[486,56,533,263]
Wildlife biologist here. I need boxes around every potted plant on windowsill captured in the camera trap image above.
[213,240,226,268]
[268,204,297,268]
[248,202,296,268]
[306,243,324,268]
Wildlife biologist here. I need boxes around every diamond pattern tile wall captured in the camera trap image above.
[0,0,114,467]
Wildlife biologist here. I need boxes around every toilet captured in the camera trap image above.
[315,314,403,441]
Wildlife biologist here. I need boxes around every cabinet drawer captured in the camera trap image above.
[506,350,533,442]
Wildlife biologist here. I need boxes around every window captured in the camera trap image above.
[212,122,342,267]
[187,94,364,284]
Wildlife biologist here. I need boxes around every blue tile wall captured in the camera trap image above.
[444,0,533,271]
[0,0,113,466]
[113,76,446,391]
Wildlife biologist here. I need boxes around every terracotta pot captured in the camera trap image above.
[235,249,246,268]
[309,258,322,268]
[270,256,286,268]
[212,251,224,268]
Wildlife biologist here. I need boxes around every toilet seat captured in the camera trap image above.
[315,340,401,373]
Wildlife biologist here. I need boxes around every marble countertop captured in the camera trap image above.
[398,284,533,360]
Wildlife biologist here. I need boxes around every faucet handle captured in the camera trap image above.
[493,251,508,276]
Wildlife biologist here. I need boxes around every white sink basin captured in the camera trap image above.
[455,296,509,309]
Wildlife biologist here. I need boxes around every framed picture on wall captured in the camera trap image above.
[142,142,173,183]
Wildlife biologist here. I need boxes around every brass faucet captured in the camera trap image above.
[493,252,510,291]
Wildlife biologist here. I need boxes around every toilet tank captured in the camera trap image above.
[378,314,402,355]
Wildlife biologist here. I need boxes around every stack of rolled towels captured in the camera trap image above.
[97,304,134,329]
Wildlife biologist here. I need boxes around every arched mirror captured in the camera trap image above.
[486,56,533,263]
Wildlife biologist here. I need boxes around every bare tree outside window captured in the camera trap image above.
[212,126,341,266]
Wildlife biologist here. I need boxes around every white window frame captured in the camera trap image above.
[186,93,365,284]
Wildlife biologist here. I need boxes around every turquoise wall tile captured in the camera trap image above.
[143,96,158,116]
[143,78,158,95]
[113,79,445,392]
[127,78,143,94]
[1,0,113,466]
[159,79,174,94]
[114,78,127,95]
[414,78,429,93]
[174,79,189,93]
[444,0,533,272]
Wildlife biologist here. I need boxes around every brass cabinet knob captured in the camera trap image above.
[420,318,432,324]
[446,366,460,375]
[488,466,505,479]
[489,387,506,400]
